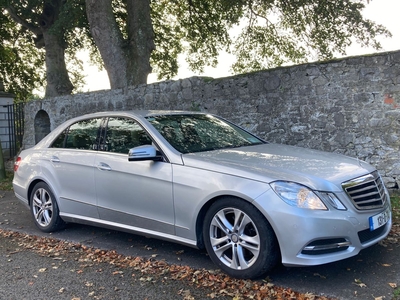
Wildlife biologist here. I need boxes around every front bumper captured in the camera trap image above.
[254,189,392,267]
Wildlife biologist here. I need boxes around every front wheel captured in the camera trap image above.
[30,182,65,232]
[203,197,279,279]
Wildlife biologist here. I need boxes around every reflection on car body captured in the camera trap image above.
[13,110,392,279]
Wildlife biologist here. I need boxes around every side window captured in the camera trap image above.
[51,130,67,148]
[51,118,102,150]
[104,117,152,154]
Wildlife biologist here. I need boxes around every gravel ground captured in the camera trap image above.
[0,231,230,300]
[1,189,400,300]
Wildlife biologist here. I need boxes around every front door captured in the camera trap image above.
[94,117,175,235]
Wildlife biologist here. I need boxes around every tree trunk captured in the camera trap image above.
[86,0,154,89]
[125,0,155,85]
[5,0,74,98]
[40,0,73,97]
[43,30,73,97]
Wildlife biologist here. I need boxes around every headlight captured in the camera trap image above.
[270,181,327,210]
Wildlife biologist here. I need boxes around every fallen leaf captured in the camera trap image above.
[0,228,347,300]
[389,282,397,288]
[178,289,195,300]
[112,270,123,275]
[140,276,150,282]
[313,273,326,279]
[382,263,392,267]
[38,268,47,272]
[353,278,367,288]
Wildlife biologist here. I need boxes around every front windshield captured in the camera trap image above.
[146,114,264,153]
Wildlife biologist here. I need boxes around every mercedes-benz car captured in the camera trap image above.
[13,111,392,279]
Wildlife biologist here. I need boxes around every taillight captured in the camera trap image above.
[14,157,22,172]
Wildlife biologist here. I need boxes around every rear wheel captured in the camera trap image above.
[30,182,65,232]
[203,197,279,279]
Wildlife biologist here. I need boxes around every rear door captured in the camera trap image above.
[43,117,103,218]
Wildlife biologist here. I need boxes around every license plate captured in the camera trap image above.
[369,207,391,231]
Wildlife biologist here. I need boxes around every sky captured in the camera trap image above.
[80,0,400,92]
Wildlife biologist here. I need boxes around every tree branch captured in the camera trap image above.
[5,5,42,36]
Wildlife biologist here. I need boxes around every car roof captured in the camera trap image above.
[77,110,206,120]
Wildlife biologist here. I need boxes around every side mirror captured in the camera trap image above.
[128,145,163,162]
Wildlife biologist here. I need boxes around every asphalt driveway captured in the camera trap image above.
[1,190,399,299]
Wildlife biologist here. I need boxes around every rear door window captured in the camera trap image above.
[51,118,103,150]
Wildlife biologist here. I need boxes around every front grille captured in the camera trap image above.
[342,171,386,210]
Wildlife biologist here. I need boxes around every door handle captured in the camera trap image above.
[97,162,112,171]
[50,156,60,163]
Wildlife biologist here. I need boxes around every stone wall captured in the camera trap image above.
[23,50,400,188]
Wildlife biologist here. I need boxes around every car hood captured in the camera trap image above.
[181,143,375,192]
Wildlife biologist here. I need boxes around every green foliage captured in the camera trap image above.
[0,9,45,102]
[0,0,95,99]
[393,287,400,300]
[0,0,392,94]
[231,0,391,73]
[150,1,185,79]
[150,0,241,79]
[0,171,13,191]
[391,193,400,224]
[151,0,391,78]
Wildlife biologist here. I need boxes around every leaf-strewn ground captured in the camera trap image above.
[0,229,333,300]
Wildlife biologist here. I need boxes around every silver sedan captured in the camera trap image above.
[13,111,392,279]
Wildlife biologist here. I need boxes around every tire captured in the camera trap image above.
[203,197,279,279]
[30,182,65,233]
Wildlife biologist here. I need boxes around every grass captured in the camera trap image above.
[394,288,400,300]
[388,193,400,300]
[0,171,14,191]
[390,193,400,224]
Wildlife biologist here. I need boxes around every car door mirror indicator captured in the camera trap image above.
[128,145,163,162]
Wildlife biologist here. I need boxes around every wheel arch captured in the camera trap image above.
[195,194,280,251]
[27,179,44,205]
[27,179,60,207]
